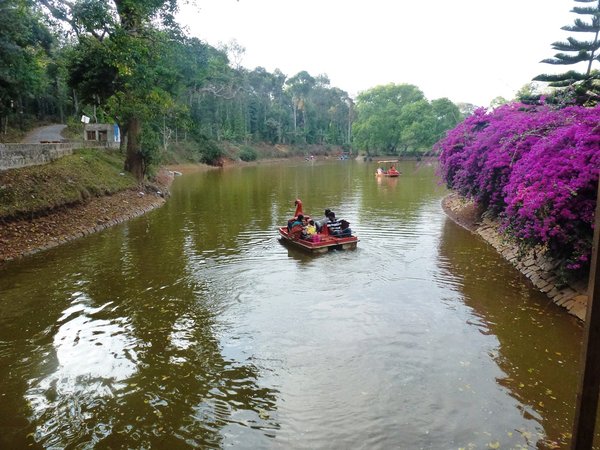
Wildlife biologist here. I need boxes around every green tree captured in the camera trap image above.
[353,84,460,155]
[514,82,543,104]
[40,0,182,180]
[285,70,315,142]
[352,83,425,154]
[1,0,54,131]
[427,98,461,148]
[534,0,600,105]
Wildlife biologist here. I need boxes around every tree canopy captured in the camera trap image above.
[38,0,183,179]
[2,2,462,173]
[352,84,461,156]
[534,0,600,105]
[0,0,54,129]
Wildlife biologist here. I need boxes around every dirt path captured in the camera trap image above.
[21,124,67,143]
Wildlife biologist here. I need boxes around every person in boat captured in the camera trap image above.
[306,219,317,239]
[326,212,352,237]
[315,208,331,232]
[289,214,307,240]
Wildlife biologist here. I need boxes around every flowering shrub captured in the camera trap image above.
[436,102,600,273]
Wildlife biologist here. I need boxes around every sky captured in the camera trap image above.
[176,0,582,107]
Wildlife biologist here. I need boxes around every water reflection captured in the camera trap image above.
[26,294,138,447]
[0,160,590,449]
[437,218,583,447]
[0,211,280,448]
[375,173,400,189]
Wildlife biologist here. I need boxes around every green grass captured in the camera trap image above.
[0,149,138,220]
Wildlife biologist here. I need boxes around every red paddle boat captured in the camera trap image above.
[279,199,358,254]
[375,160,401,177]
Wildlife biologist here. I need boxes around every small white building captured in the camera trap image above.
[83,124,120,144]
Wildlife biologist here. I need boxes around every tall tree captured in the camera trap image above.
[352,83,426,154]
[534,0,600,105]
[1,0,53,131]
[352,84,460,155]
[38,0,181,180]
[285,71,315,142]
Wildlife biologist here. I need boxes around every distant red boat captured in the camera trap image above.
[375,160,401,177]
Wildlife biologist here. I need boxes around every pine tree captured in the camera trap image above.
[534,0,600,105]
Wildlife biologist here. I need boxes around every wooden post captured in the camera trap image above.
[572,179,600,448]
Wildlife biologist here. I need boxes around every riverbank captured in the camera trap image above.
[0,166,182,264]
[442,193,588,322]
[0,155,317,265]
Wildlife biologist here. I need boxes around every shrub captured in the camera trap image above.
[436,102,600,274]
[239,145,257,162]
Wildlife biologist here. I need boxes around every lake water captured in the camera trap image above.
[0,159,588,448]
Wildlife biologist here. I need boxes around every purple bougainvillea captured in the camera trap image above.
[436,102,600,272]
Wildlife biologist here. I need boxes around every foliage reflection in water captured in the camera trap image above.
[0,160,589,448]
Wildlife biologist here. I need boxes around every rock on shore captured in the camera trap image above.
[442,193,588,322]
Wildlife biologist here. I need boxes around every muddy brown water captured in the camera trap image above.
[0,160,591,448]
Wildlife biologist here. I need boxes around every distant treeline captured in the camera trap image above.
[1,0,464,173]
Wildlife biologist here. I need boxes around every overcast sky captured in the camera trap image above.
[176,0,581,107]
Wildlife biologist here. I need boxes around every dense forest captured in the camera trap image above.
[0,0,463,178]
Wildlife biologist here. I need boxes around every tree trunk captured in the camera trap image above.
[292,98,298,132]
[123,116,145,181]
[73,89,79,117]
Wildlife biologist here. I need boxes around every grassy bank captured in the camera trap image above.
[0,149,139,221]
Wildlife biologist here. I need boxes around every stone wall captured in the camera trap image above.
[0,143,73,171]
[443,194,588,322]
[476,217,588,322]
[0,142,118,171]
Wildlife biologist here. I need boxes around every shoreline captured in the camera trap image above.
[441,193,588,322]
[0,158,304,265]
[0,168,176,265]
[4,163,589,324]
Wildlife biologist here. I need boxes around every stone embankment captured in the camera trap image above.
[442,193,588,322]
[0,142,73,171]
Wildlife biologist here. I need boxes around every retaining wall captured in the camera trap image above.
[0,143,73,171]
[0,142,119,171]
[443,194,588,322]
[476,217,588,322]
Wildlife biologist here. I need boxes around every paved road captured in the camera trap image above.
[21,124,67,143]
